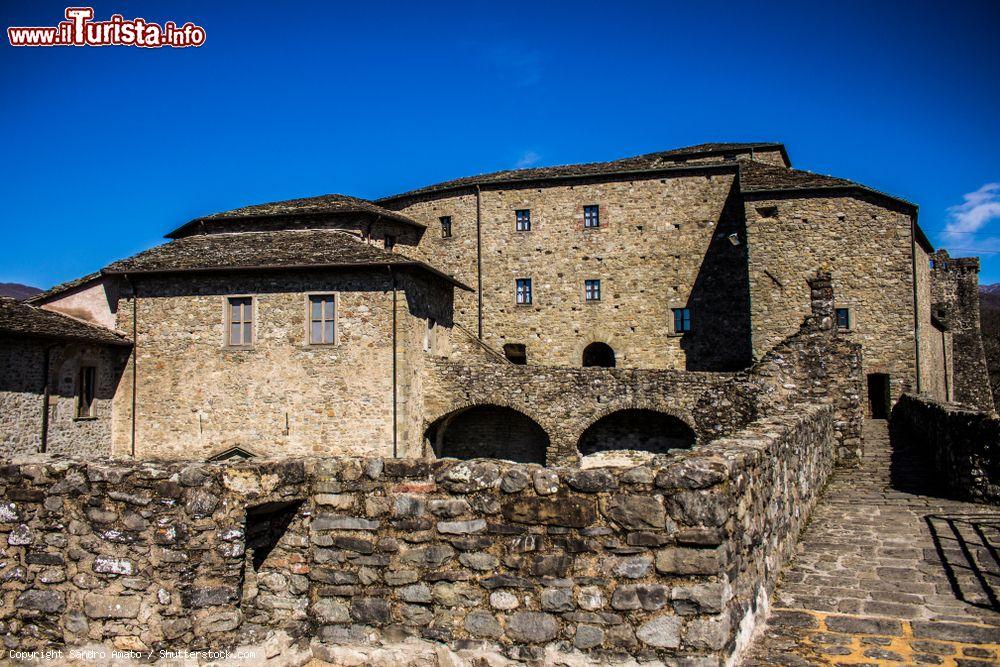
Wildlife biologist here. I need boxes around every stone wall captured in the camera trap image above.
[929,251,995,412]
[0,336,128,459]
[0,403,837,665]
[396,170,753,372]
[892,394,1000,504]
[743,191,919,413]
[110,269,453,461]
[423,272,864,467]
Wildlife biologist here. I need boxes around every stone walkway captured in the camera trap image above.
[744,420,1000,666]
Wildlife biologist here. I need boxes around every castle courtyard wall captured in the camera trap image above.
[744,192,918,412]
[397,171,752,371]
[0,336,127,459]
[0,403,837,666]
[110,270,451,461]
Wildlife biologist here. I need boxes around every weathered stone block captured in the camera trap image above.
[506,611,560,643]
[84,594,140,619]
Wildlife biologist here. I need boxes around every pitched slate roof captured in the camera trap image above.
[738,160,857,192]
[738,160,918,208]
[166,194,424,238]
[102,229,472,290]
[0,297,130,345]
[378,143,787,201]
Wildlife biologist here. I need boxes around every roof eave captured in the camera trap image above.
[165,209,426,239]
[378,162,742,204]
[102,261,473,292]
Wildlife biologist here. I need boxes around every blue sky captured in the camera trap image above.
[2,0,999,287]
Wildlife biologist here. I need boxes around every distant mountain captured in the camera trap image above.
[981,284,1000,309]
[0,283,41,299]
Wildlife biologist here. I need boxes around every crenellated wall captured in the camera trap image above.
[0,402,837,666]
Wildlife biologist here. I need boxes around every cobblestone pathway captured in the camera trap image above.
[744,420,1000,666]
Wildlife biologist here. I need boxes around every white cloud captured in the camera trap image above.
[944,182,1000,238]
[515,151,541,169]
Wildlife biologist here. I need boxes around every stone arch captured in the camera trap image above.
[572,328,626,367]
[425,403,549,464]
[577,405,696,456]
[582,342,616,368]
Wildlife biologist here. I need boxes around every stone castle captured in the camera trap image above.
[0,142,996,665]
[1,141,991,462]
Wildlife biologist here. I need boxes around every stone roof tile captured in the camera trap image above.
[0,297,130,345]
[102,229,472,290]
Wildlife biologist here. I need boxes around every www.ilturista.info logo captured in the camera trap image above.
[8,7,205,48]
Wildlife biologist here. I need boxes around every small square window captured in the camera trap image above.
[77,366,96,418]
[503,343,527,365]
[309,295,336,344]
[836,308,851,330]
[516,209,531,232]
[585,279,601,302]
[673,307,691,333]
[516,278,532,305]
[384,235,396,250]
[584,205,600,228]
[440,216,452,238]
[228,297,253,346]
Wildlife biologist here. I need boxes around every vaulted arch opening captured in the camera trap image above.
[425,405,549,464]
[578,409,695,456]
[582,342,616,368]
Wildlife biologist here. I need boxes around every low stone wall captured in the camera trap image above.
[0,404,836,665]
[892,394,1000,504]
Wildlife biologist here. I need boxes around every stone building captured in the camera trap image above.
[7,142,993,461]
[0,297,131,457]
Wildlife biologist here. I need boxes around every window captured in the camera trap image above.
[384,235,396,250]
[673,307,691,333]
[584,205,600,228]
[585,279,601,302]
[441,216,452,238]
[516,209,531,232]
[228,297,253,346]
[516,278,532,305]
[309,295,336,344]
[836,307,851,330]
[503,343,527,365]
[76,366,96,419]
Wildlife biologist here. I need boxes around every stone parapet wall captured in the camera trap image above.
[892,394,1000,504]
[0,403,837,665]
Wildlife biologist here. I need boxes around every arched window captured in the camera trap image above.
[426,405,548,464]
[582,342,616,368]
[578,409,695,456]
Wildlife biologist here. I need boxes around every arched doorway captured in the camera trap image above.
[582,342,616,368]
[426,405,549,464]
[578,409,695,455]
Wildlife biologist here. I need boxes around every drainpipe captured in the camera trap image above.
[475,185,483,340]
[125,274,138,458]
[389,266,398,458]
[942,328,950,401]
[910,218,922,394]
[39,344,57,453]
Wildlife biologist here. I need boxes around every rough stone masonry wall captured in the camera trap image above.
[0,336,128,460]
[0,402,836,666]
[397,170,753,372]
[423,272,864,467]
[893,394,1000,504]
[110,269,452,461]
[744,191,918,412]
[929,251,995,412]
